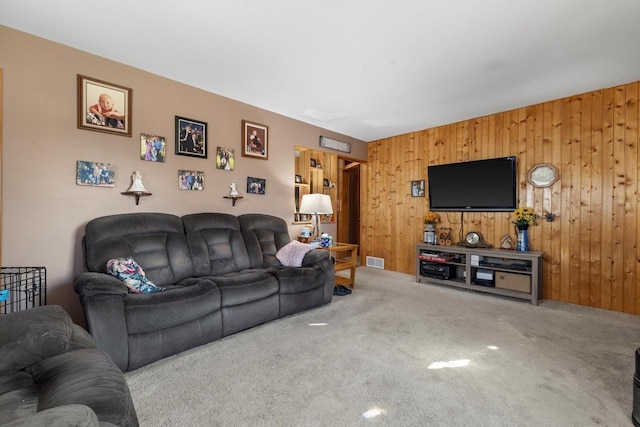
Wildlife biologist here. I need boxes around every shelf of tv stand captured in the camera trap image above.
[415,243,543,305]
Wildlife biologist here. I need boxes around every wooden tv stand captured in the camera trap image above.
[415,243,543,305]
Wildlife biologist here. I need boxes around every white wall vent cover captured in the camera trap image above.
[366,256,384,269]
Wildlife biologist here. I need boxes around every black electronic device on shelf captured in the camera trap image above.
[420,261,456,280]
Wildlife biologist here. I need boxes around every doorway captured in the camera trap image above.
[337,160,360,249]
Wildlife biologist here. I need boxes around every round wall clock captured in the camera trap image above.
[528,163,559,188]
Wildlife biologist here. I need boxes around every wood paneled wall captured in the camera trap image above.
[364,81,640,314]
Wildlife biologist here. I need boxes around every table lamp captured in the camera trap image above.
[299,193,333,240]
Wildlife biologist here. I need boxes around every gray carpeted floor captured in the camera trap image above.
[125,267,640,426]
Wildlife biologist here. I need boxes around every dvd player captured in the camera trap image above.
[420,261,456,280]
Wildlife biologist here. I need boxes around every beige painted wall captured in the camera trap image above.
[0,26,367,323]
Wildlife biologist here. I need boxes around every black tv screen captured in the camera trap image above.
[427,156,517,212]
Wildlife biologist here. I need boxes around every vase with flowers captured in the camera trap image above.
[512,207,539,251]
[424,212,441,244]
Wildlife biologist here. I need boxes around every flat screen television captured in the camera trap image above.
[427,156,517,212]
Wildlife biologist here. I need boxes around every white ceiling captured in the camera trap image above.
[2,0,640,142]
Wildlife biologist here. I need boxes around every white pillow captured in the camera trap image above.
[276,240,316,267]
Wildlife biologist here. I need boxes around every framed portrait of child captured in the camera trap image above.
[77,74,132,137]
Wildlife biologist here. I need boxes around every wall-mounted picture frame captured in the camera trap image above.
[411,180,425,197]
[178,170,204,190]
[216,147,235,171]
[323,178,330,187]
[295,174,302,183]
[242,120,268,160]
[310,158,316,167]
[528,163,559,188]
[77,74,132,137]
[247,176,266,194]
[176,116,207,158]
[76,160,115,187]
[141,133,166,162]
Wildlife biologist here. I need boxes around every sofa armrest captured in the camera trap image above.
[301,248,330,266]
[28,349,138,426]
[301,250,335,303]
[74,273,129,372]
[73,272,129,297]
[0,305,75,373]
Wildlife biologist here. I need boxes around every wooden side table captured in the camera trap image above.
[318,242,359,288]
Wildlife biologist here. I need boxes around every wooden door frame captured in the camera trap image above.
[337,156,367,265]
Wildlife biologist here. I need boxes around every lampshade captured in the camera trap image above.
[299,193,333,240]
[299,193,333,215]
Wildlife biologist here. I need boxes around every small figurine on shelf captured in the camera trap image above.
[438,227,453,245]
[501,234,514,250]
[229,182,238,197]
[127,171,147,193]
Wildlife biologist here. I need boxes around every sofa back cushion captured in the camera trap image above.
[182,213,251,275]
[83,213,193,287]
[239,214,291,268]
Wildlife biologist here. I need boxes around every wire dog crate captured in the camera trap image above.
[0,267,47,314]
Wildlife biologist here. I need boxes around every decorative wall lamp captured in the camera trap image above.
[299,193,333,240]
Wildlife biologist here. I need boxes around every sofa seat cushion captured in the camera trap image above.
[26,348,137,427]
[211,270,279,307]
[125,279,221,335]
[0,372,38,425]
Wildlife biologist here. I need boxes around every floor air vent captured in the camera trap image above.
[366,256,384,269]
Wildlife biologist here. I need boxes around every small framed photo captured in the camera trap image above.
[216,147,235,171]
[316,162,322,169]
[76,160,115,188]
[176,116,207,158]
[247,176,266,195]
[411,180,425,197]
[242,120,268,160]
[178,170,204,190]
[323,178,330,187]
[77,74,132,137]
[310,158,316,167]
[295,174,302,183]
[141,133,166,162]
